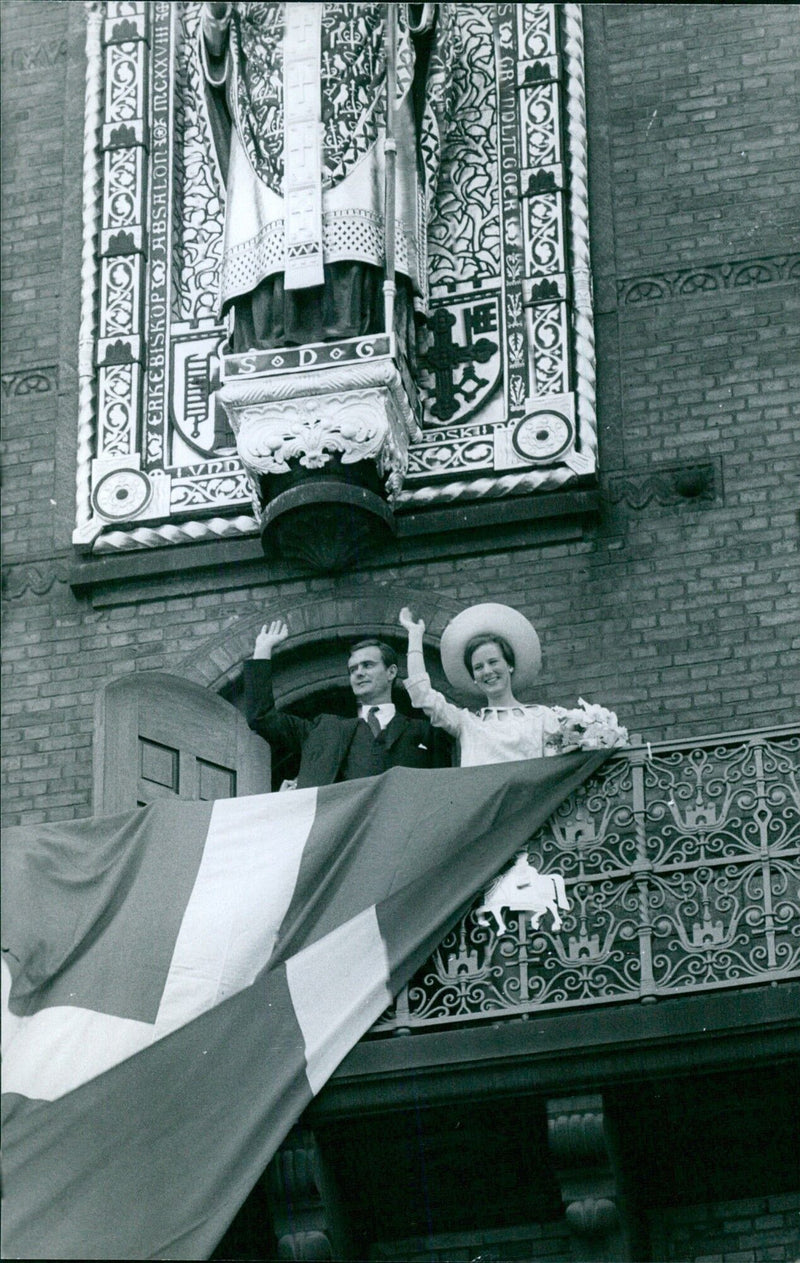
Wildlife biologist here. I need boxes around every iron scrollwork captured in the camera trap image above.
[372,727,800,1034]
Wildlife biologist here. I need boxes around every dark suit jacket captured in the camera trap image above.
[243,659,452,789]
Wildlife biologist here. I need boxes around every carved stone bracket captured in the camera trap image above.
[546,1094,631,1262]
[218,335,420,570]
[266,1127,347,1261]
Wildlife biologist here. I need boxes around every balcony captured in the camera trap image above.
[370,724,799,1035]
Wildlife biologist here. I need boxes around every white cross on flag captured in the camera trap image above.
[2,753,606,1259]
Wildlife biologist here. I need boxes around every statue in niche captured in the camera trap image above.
[199,2,458,365]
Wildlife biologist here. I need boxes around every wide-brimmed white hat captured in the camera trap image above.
[440,603,541,698]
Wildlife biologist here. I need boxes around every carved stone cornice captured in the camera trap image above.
[217,341,421,568]
[0,367,58,399]
[617,253,800,306]
[1,562,69,600]
[602,460,719,510]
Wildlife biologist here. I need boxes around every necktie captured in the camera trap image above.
[365,706,382,739]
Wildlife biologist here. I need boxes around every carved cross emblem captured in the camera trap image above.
[420,302,499,422]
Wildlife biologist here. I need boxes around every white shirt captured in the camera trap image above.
[358,703,396,730]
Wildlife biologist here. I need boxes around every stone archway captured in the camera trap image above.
[177,580,470,789]
[176,579,470,704]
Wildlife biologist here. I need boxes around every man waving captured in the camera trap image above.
[244,620,452,788]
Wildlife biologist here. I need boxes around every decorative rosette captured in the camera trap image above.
[550,698,629,752]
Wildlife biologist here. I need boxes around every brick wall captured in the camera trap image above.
[1,1,69,565]
[2,2,799,828]
[649,1193,800,1263]
[602,3,800,273]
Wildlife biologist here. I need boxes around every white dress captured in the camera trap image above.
[405,672,562,768]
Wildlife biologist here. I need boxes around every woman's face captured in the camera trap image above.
[470,641,513,701]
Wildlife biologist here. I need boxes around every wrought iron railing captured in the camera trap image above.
[370,725,800,1035]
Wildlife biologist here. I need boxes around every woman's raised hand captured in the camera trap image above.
[253,619,289,659]
[399,606,425,636]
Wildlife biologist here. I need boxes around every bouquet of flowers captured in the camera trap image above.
[550,698,629,751]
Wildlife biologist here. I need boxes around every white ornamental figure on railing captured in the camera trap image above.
[476,852,571,938]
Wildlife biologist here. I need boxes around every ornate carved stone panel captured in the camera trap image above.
[75,3,596,554]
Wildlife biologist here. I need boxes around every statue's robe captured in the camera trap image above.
[200,2,456,353]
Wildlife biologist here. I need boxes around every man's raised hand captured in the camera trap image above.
[253,619,289,660]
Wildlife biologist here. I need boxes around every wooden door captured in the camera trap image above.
[94,672,271,813]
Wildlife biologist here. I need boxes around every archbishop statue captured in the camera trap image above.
[200,2,458,355]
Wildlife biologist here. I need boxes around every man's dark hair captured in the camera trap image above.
[348,639,398,670]
[463,634,515,677]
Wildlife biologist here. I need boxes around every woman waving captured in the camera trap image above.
[400,603,627,768]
